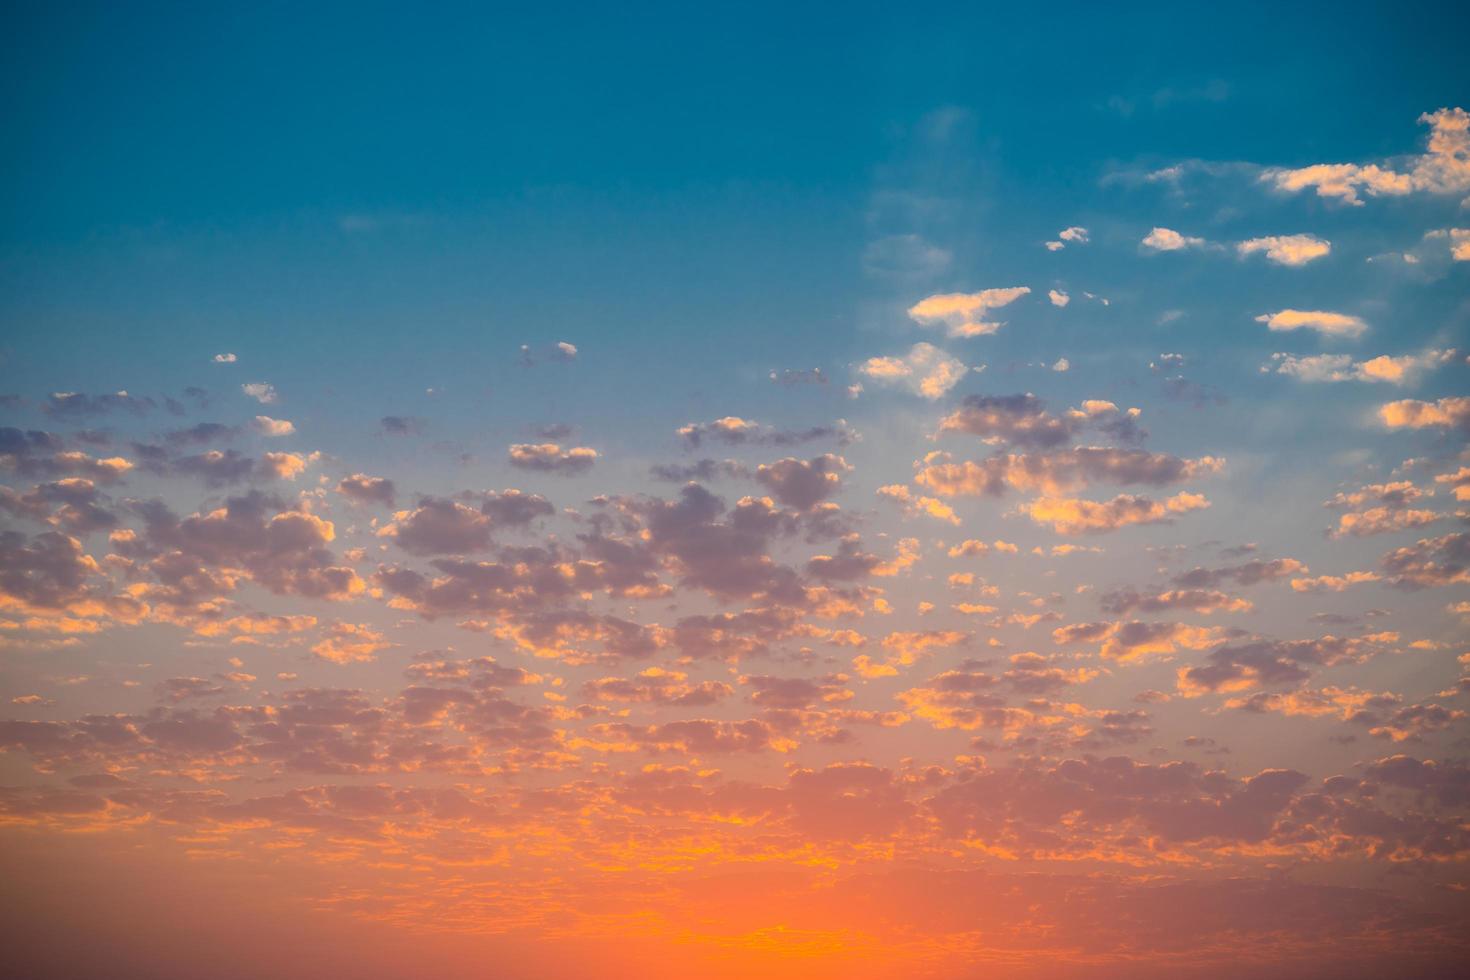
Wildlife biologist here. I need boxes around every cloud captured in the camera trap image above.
[1236,234,1331,266]
[938,395,1143,448]
[1048,289,1070,307]
[677,417,855,448]
[1141,227,1205,251]
[335,473,396,507]
[1173,557,1306,588]
[241,382,278,404]
[1046,226,1089,250]
[1024,491,1209,535]
[1255,309,1367,339]
[858,343,969,399]
[251,415,296,436]
[212,352,237,363]
[1380,532,1469,588]
[43,391,155,417]
[1261,107,1470,205]
[907,287,1031,337]
[768,367,828,386]
[507,443,598,474]
[876,484,960,525]
[1425,227,1470,261]
[914,447,1221,497]
[1379,396,1470,432]
[1266,350,1454,384]
[380,490,554,555]
[754,454,850,510]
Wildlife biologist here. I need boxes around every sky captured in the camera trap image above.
[2,3,1470,978]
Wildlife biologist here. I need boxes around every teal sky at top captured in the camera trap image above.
[1,1,1467,465]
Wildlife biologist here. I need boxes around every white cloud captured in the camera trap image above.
[242,382,278,404]
[1051,358,1070,372]
[1141,227,1205,251]
[213,352,237,364]
[1236,234,1331,266]
[1045,226,1089,250]
[858,342,969,399]
[1048,289,1070,307]
[1254,309,1367,339]
[907,287,1031,337]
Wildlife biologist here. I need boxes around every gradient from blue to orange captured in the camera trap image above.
[2,3,1469,978]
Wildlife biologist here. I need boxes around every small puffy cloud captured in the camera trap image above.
[754,454,850,510]
[907,287,1031,337]
[1379,396,1470,432]
[241,382,277,404]
[212,353,237,364]
[507,442,598,474]
[251,415,296,437]
[1048,289,1070,307]
[1141,227,1205,251]
[1255,309,1367,339]
[858,342,969,399]
[1236,234,1331,266]
[1024,491,1209,535]
[258,451,315,481]
[336,473,396,507]
[1045,226,1089,251]
[1051,357,1070,372]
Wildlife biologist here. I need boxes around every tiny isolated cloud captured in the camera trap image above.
[907,287,1031,337]
[1255,309,1367,339]
[241,382,278,403]
[1048,289,1070,307]
[1045,226,1089,250]
[213,352,237,364]
[1236,234,1331,267]
[858,342,969,400]
[1141,227,1206,251]
[252,415,296,436]
[1051,357,1070,372]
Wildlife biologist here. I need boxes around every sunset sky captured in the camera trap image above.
[3,4,1470,978]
